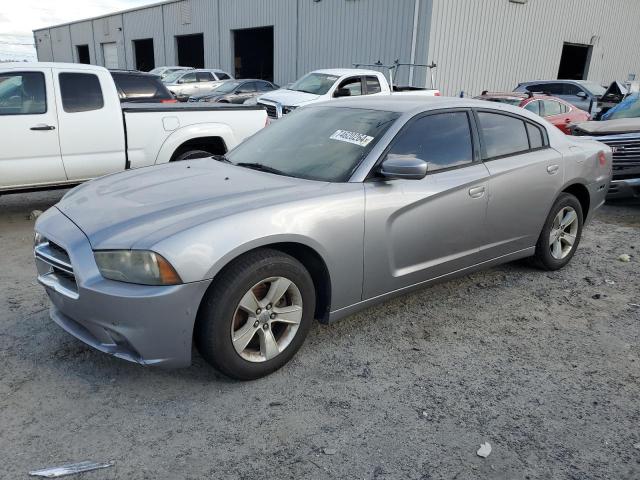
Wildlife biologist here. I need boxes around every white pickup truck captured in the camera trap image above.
[256,68,441,119]
[0,63,267,193]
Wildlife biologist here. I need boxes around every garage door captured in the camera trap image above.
[102,42,118,69]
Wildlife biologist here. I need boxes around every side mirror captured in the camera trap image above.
[576,91,588,99]
[379,155,428,180]
[334,88,351,98]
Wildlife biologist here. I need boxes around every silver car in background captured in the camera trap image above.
[34,97,612,380]
[162,68,233,101]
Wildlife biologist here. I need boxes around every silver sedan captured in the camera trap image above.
[34,96,612,380]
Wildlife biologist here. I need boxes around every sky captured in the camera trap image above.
[0,0,158,61]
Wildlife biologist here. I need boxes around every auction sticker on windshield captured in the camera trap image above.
[330,130,374,147]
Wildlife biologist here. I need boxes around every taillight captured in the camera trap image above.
[598,151,607,167]
[161,99,177,103]
[434,91,441,96]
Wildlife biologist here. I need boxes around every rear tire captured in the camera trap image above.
[531,192,583,270]
[173,149,213,161]
[195,249,315,380]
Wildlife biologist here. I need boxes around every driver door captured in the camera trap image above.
[363,110,491,299]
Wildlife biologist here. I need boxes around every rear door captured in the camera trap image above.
[0,68,66,189]
[477,110,564,258]
[54,69,126,181]
[363,109,491,298]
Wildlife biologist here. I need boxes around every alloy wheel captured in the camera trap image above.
[548,206,579,260]
[230,276,303,362]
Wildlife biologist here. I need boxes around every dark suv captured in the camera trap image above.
[514,80,606,114]
[110,70,176,103]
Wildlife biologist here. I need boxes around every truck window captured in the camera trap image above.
[196,72,214,82]
[365,76,382,94]
[181,72,197,83]
[59,73,104,113]
[337,77,363,96]
[0,72,46,115]
[216,72,231,80]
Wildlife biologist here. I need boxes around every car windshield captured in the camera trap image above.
[577,81,607,97]
[226,106,400,182]
[149,68,164,75]
[288,73,341,95]
[602,93,640,120]
[162,71,183,84]
[215,81,241,94]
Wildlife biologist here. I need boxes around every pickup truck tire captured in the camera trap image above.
[531,193,583,271]
[195,248,315,380]
[173,149,214,161]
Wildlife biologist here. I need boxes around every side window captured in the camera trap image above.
[477,112,529,159]
[365,76,382,95]
[0,72,46,115]
[524,100,540,115]
[543,83,564,95]
[542,100,562,117]
[59,73,104,113]
[526,123,545,149]
[256,81,273,92]
[387,111,474,172]
[338,77,363,96]
[181,72,197,83]
[560,103,569,113]
[196,72,214,82]
[216,72,231,80]
[238,82,257,93]
[562,83,581,96]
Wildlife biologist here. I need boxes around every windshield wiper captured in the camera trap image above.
[235,162,288,176]
[212,154,231,163]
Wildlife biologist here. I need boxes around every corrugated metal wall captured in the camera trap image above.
[123,5,166,69]
[92,14,126,69]
[69,21,95,64]
[218,0,297,82]
[32,0,640,92]
[162,0,220,68]
[427,0,640,96]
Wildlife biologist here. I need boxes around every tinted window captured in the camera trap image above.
[196,72,214,82]
[365,76,382,94]
[524,100,540,115]
[226,106,399,182]
[478,112,529,158]
[562,83,581,96]
[526,123,544,149]
[112,73,171,100]
[387,112,474,172]
[0,72,46,115]
[59,73,104,113]
[256,81,273,91]
[338,77,363,96]
[216,72,230,80]
[528,83,562,95]
[237,82,256,93]
[542,100,562,117]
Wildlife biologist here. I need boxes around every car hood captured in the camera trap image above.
[258,89,320,106]
[573,118,640,135]
[56,160,329,250]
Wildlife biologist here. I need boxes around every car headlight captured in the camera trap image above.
[94,250,182,286]
[282,105,297,115]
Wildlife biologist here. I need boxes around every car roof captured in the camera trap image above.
[311,68,382,77]
[519,79,580,85]
[0,62,107,72]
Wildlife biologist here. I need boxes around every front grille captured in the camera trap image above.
[596,135,640,179]
[259,102,278,119]
[35,240,79,299]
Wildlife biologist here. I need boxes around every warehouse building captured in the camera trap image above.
[34,0,640,96]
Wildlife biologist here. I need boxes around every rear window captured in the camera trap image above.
[112,73,171,100]
[59,73,104,113]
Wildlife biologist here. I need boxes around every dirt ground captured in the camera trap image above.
[0,190,638,480]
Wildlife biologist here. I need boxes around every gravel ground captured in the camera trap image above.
[0,190,638,480]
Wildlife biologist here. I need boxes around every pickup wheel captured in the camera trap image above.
[173,149,214,161]
[531,193,583,270]
[195,249,315,380]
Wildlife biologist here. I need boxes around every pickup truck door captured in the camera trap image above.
[53,68,126,181]
[0,68,66,190]
[363,110,491,298]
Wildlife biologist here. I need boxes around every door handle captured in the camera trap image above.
[547,164,560,175]
[30,124,56,131]
[468,186,486,198]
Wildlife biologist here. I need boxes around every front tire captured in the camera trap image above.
[195,249,315,380]
[532,192,583,270]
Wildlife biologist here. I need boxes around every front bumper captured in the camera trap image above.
[34,208,210,368]
[607,178,640,200]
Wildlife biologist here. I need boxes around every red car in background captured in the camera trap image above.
[475,92,590,134]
